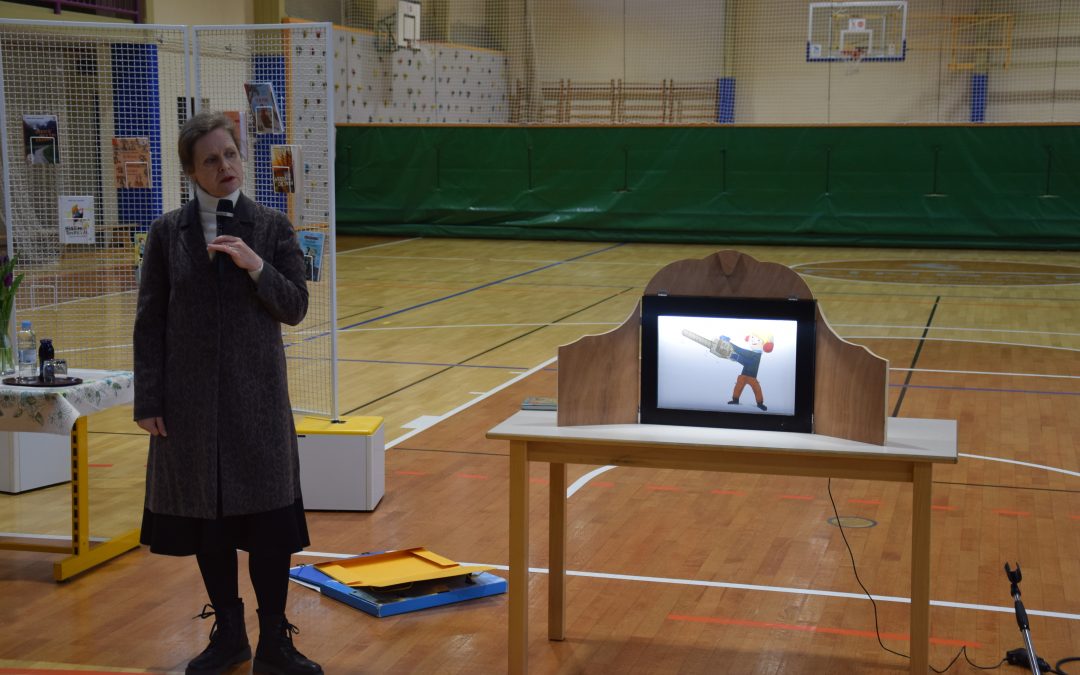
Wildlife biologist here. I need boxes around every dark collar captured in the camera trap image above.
[232,193,257,225]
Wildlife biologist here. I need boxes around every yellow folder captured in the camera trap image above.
[314,548,494,589]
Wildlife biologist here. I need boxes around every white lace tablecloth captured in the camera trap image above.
[0,369,134,434]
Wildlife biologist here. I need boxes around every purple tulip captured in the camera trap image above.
[2,271,10,288]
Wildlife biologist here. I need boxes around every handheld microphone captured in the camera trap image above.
[215,198,235,236]
[215,198,235,273]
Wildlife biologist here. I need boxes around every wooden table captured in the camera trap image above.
[488,411,958,674]
[0,369,139,581]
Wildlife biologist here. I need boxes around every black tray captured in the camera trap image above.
[2,376,83,387]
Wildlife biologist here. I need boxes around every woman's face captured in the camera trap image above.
[189,127,243,198]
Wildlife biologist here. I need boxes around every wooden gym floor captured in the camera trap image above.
[1,237,1078,674]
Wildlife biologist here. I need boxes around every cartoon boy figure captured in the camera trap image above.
[724,330,774,411]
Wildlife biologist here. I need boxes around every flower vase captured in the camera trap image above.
[0,331,13,377]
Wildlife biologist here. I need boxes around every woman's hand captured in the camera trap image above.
[137,417,167,437]
[208,235,263,272]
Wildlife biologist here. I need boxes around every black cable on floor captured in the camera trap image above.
[826,478,1005,673]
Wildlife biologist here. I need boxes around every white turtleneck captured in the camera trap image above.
[194,184,262,280]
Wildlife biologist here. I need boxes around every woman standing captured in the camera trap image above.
[134,111,321,675]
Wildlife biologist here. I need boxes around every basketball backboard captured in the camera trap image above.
[808,1,907,62]
[397,0,421,48]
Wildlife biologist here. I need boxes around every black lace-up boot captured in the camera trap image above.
[252,611,323,675]
[186,600,252,675]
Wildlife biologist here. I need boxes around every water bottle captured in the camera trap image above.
[16,320,35,380]
[38,338,54,380]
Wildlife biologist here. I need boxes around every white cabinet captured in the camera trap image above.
[0,431,70,493]
[297,416,385,511]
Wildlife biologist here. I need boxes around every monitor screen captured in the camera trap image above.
[640,295,816,433]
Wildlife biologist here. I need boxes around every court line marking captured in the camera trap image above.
[666,614,980,647]
[0,668,151,674]
[337,253,473,261]
[796,262,1080,274]
[801,267,1080,279]
[337,237,420,255]
[334,320,1080,340]
[560,451,1077,509]
[324,353,1080,386]
[890,367,1079,380]
[331,251,1080,282]
[801,278,1080,289]
[333,255,654,268]
[493,257,662,267]
[402,415,442,430]
[339,322,616,333]
[791,257,1080,285]
[834,323,1080,338]
[0,532,108,542]
[24,287,135,310]
[844,335,1079,353]
[290,552,1080,622]
[340,243,626,332]
[567,466,617,496]
[332,323,1080,354]
[903,383,1080,396]
[385,355,557,450]
[892,294,940,417]
[959,453,1080,479]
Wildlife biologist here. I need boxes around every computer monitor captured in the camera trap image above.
[640,295,817,433]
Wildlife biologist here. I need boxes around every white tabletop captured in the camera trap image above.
[488,411,957,464]
[0,369,134,434]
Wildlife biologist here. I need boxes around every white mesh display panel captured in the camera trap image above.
[0,20,188,371]
[193,24,337,419]
[335,0,1080,125]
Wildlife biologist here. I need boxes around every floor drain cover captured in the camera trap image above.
[827,516,877,529]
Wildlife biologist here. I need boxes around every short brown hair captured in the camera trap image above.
[178,111,240,174]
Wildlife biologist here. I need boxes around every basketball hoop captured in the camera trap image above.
[840,47,866,61]
[841,47,865,74]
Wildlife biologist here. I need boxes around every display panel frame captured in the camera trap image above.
[640,295,817,433]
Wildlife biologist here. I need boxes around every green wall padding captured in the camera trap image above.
[336,125,1080,249]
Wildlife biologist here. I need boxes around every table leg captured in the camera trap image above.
[508,441,529,675]
[72,417,89,554]
[910,462,932,674]
[549,462,567,641]
[53,417,139,582]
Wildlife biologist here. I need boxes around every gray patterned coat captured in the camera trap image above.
[133,194,308,519]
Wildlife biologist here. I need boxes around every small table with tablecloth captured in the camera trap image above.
[0,369,138,580]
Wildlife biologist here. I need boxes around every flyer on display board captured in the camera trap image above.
[133,231,148,264]
[298,231,324,282]
[112,137,151,189]
[22,114,59,165]
[271,144,304,224]
[271,144,300,193]
[58,196,95,244]
[244,82,284,134]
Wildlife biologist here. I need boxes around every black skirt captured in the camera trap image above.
[140,498,310,557]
